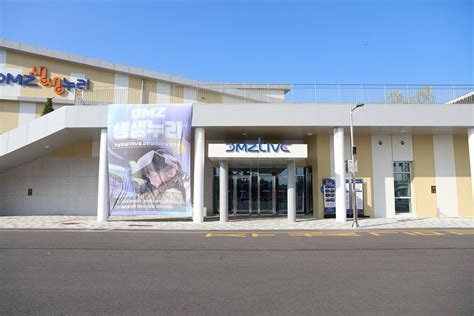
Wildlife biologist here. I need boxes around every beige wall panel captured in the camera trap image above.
[305,135,318,217]
[49,141,92,158]
[412,135,437,217]
[143,79,157,104]
[171,85,184,103]
[0,100,20,133]
[355,135,374,217]
[308,134,372,218]
[315,134,331,219]
[453,134,473,217]
[127,76,142,104]
[197,89,223,103]
[6,51,115,103]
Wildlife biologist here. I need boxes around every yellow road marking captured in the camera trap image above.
[369,231,400,236]
[205,232,247,238]
[448,230,474,235]
[403,231,445,236]
[251,233,276,238]
[288,232,360,237]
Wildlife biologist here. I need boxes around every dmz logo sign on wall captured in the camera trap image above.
[226,138,291,153]
[0,66,91,96]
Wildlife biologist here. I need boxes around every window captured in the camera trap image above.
[393,162,412,214]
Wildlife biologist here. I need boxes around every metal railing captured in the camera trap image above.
[283,84,473,104]
[75,84,474,105]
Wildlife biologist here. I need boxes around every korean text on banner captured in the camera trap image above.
[107,104,193,216]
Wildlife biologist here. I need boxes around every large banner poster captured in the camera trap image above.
[107,104,192,216]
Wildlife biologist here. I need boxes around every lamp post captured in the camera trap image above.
[350,103,365,228]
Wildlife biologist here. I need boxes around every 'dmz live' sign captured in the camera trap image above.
[0,66,90,95]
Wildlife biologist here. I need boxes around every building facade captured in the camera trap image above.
[0,39,473,221]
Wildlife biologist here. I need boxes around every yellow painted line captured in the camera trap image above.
[369,231,400,237]
[251,233,276,238]
[205,232,247,238]
[402,231,445,236]
[288,231,360,237]
[448,230,474,235]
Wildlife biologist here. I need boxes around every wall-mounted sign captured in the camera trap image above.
[226,138,290,153]
[0,66,90,96]
[209,140,307,160]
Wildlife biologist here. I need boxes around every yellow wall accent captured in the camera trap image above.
[315,135,331,218]
[171,85,184,103]
[412,135,437,217]
[143,79,157,104]
[49,140,92,157]
[354,135,374,217]
[453,134,473,216]
[127,76,142,104]
[305,135,318,217]
[0,100,19,133]
[6,50,116,103]
[198,89,223,103]
[306,134,373,218]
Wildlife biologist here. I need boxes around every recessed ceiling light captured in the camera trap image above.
[307,132,313,136]
[400,129,405,133]
[242,133,247,136]
[44,145,50,149]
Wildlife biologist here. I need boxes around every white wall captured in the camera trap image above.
[156,82,171,103]
[0,156,99,216]
[392,135,413,161]
[183,87,197,103]
[371,135,395,217]
[18,102,37,126]
[371,134,415,217]
[432,135,459,217]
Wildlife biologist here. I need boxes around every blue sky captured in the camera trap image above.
[0,0,472,84]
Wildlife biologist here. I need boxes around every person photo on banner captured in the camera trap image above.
[133,147,187,207]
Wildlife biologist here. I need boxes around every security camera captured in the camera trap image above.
[378,140,383,145]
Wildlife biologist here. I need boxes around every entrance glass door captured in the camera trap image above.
[235,175,251,214]
[216,167,312,216]
[258,174,273,215]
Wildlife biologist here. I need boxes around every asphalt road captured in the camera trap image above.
[0,229,473,315]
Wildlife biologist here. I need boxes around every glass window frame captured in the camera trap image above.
[393,161,413,214]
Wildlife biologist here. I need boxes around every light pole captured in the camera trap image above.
[350,103,365,228]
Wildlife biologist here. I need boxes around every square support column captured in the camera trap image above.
[287,160,296,222]
[193,127,205,223]
[97,128,109,222]
[333,127,347,222]
[219,161,229,223]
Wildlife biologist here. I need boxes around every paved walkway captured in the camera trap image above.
[0,216,472,231]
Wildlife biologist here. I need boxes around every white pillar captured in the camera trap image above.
[468,128,474,201]
[333,127,346,222]
[193,127,205,223]
[97,129,109,222]
[219,161,228,223]
[287,160,296,222]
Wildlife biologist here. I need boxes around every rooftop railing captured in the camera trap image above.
[283,84,473,104]
[76,84,474,105]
